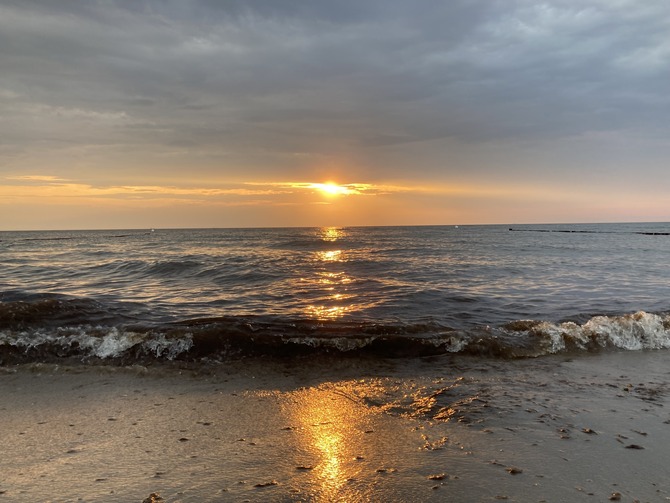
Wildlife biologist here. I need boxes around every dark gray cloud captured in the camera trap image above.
[1,0,670,182]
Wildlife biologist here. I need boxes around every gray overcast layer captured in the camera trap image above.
[2,0,670,182]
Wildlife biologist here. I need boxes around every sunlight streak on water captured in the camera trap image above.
[4,223,670,328]
[319,227,345,242]
[318,249,343,262]
[300,228,357,320]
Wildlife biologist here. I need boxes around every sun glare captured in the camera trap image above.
[311,182,351,196]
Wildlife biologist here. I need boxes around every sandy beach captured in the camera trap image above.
[1,351,669,502]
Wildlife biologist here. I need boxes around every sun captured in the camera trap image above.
[311,182,351,196]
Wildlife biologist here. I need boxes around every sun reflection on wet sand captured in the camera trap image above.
[286,385,374,502]
[313,423,345,493]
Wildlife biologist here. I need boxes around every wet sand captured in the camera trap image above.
[1,351,670,502]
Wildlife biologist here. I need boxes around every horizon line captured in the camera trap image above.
[2,220,669,233]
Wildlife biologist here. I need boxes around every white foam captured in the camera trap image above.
[144,333,193,358]
[430,334,469,353]
[583,311,670,350]
[86,327,142,358]
[529,312,670,353]
[0,325,193,360]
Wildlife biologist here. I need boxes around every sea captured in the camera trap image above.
[2,222,670,365]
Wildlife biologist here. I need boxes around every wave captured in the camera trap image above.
[86,258,205,278]
[1,295,670,364]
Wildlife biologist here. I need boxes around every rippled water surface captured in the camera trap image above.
[3,224,670,324]
[2,223,670,361]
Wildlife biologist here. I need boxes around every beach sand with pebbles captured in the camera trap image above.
[1,350,670,502]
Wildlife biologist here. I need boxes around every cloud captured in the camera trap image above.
[245,181,415,196]
[1,175,436,209]
[2,0,670,210]
[4,2,669,145]
[6,175,68,182]
[1,175,285,202]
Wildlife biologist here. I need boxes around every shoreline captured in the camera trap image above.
[1,351,669,502]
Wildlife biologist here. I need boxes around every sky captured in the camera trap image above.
[2,0,670,230]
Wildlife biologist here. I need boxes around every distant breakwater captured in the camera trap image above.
[508,228,670,236]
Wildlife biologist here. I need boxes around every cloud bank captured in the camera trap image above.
[2,1,670,228]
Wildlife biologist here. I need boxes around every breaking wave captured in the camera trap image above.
[1,296,669,364]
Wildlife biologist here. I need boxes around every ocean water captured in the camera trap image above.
[2,223,670,363]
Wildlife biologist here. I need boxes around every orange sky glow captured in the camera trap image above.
[3,2,670,230]
[2,172,663,230]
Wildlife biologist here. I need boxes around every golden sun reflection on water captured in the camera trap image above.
[301,227,357,320]
[304,270,354,319]
[306,304,349,319]
[320,226,344,242]
[319,249,343,262]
